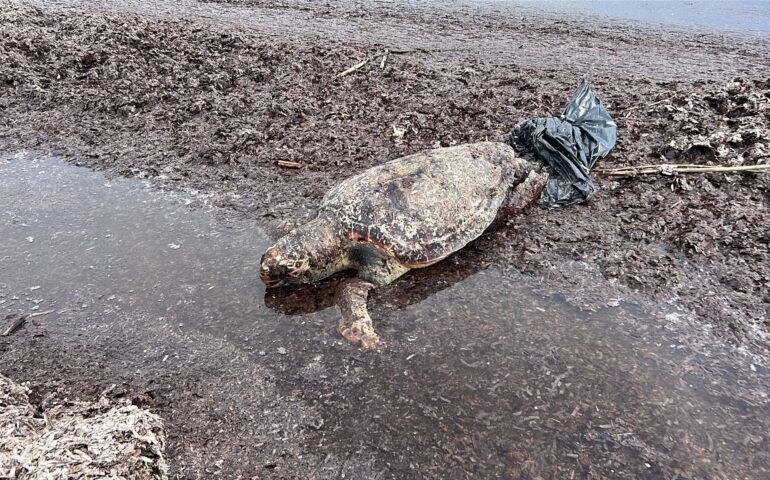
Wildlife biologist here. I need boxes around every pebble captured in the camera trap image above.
[277,347,287,355]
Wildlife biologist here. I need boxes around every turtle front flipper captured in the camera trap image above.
[335,278,380,349]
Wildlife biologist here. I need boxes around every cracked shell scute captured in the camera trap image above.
[319,142,518,265]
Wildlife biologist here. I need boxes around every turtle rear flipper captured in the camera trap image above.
[335,278,381,349]
[503,167,548,216]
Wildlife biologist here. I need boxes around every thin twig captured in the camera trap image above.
[595,163,770,177]
[337,58,369,78]
[277,160,302,169]
[388,48,434,55]
[1,310,55,337]
[380,49,389,69]
[621,95,677,117]
[2,314,28,336]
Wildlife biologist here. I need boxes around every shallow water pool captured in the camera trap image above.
[1,153,767,478]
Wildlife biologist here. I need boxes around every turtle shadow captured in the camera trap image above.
[263,240,497,317]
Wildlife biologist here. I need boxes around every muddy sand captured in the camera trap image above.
[1,0,769,478]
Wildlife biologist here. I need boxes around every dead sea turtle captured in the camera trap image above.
[260,142,547,348]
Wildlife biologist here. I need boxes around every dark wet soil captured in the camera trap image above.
[1,0,769,478]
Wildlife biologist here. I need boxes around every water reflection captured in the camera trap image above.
[264,251,489,317]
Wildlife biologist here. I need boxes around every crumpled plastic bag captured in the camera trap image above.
[510,79,617,209]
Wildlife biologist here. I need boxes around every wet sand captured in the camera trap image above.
[1,0,769,478]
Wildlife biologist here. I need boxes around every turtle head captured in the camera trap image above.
[260,220,345,287]
[260,232,313,287]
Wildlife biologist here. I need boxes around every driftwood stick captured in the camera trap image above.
[277,160,302,169]
[388,48,432,54]
[596,164,770,177]
[337,58,369,78]
[2,314,29,337]
[1,310,54,337]
[380,49,389,69]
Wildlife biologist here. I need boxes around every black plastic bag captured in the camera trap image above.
[510,80,617,209]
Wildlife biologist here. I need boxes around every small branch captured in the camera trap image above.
[2,314,28,336]
[388,48,433,55]
[1,310,55,337]
[277,160,302,169]
[337,58,369,78]
[380,49,389,69]
[595,163,770,177]
[621,94,677,117]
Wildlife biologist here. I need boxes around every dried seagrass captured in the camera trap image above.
[0,375,168,480]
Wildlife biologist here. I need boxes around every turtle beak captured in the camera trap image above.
[260,248,286,286]
[260,264,278,286]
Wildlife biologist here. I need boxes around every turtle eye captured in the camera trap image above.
[287,260,307,277]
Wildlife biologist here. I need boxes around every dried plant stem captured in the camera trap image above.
[2,314,29,337]
[596,163,770,177]
[277,160,302,169]
[337,58,369,78]
[621,94,677,117]
[1,310,55,336]
[380,49,390,69]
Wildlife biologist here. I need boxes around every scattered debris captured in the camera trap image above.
[1,310,55,337]
[392,124,407,143]
[0,374,168,479]
[277,160,303,169]
[1,314,28,337]
[337,58,369,78]
[380,49,389,69]
[597,163,770,176]
[620,95,676,117]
